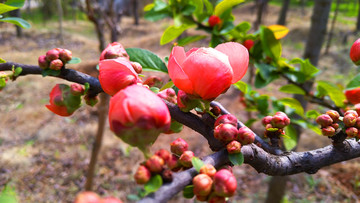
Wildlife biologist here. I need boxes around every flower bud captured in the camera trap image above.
[157,88,177,104]
[326,110,340,122]
[143,76,162,87]
[321,126,336,137]
[350,38,360,65]
[74,191,102,203]
[176,90,202,112]
[59,48,72,63]
[101,197,123,203]
[178,150,194,168]
[343,114,357,127]
[208,195,226,203]
[38,55,49,69]
[271,112,290,128]
[145,155,165,173]
[345,87,360,105]
[261,116,273,126]
[346,127,358,138]
[200,164,217,178]
[193,174,213,196]
[46,84,78,117]
[100,42,129,61]
[213,169,237,197]
[49,59,63,70]
[243,39,254,51]
[134,165,151,184]
[170,138,188,156]
[226,140,242,154]
[84,94,99,107]
[208,15,221,27]
[167,154,181,171]
[316,114,333,128]
[211,106,221,117]
[214,123,238,143]
[237,126,255,145]
[344,109,359,117]
[46,48,60,61]
[70,84,84,96]
[214,114,238,128]
[155,149,171,162]
[332,123,339,130]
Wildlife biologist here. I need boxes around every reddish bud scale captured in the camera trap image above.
[270,112,290,129]
[100,42,129,61]
[214,114,238,128]
[179,151,194,168]
[213,169,237,197]
[226,140,242,154]
[84,95,99,107]
[167,154,181,172]
[326,110,340,122]
[262,116,273,126]
[134,165,151,184]
[144,76,162,87]
[343,114,357,127]
[237,126,255,145]
[130,62,142,74]
[145,155,165,173]
[321,126,336,137]
[316,114,333,128]
[214,123,238,143]
[355,103,360,116]
[350,38,360,65]
[155,149,171,162]
[208,195,226,203]
[38,55,49,69]
[193,174,213,196]
[157,88,177,104]
[59,48,72,62]
[46,49,60,61]
[346,127,358,138]
[344,110,359,117]
[170,138,188,156]
[70,83,84,96]
[200,164,217,178]
[49,59,63,70]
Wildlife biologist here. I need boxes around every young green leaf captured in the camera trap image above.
[279,98,304,116]
[13,67,22,76]
[279,84,306,95]
[0,17,30,29]
[260,26,281,62]
[5,0,25,8]
[126,48,168,73]
[177,35,206,46]
[233,80,249,93]
[0,78,6,88]
[169,120,183,133]
[228,152,244,166]
[183,185,195,199]
[67,57,81,64]
[144,175,163,195]
[346,73,360,90]
[316,81,345,107]
[306,110,321,120]
[214,0,244,17]
[0,58,6,63]
[160,24,195,45]
[283,125,297,151]
[160,80,174,91]
[191,157,205,172]
[41,69,61,77]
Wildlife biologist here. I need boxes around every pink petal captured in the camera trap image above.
[170,46,186,66]
[186,47,199,57]
[215,42,249,83]
[168,51,194,95]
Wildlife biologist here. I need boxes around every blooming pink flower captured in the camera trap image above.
[168,42,248,100]
[100,42,129,61]
[109,85,171,149]
[98,59,139,96]
[45,84,73,117]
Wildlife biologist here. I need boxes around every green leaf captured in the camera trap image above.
[0,17,30,29]
[279,97,304,116]
[306,110,321,120]
[260,26,281,61]
[219,21,235,35]
[191,157,204,172]
[13,67,22,76]
[228,152,244,166]
[255,63,277,79]
[283,125,297,151]
[84,83,90,94]
[346,73,360,90]
[209,34,222,47]
[279,84,306,95]
[160,24,195,45]
[126,48,168,73]
[316,81,345,107]
[181,4,196,15]
[183,185,195,199]
[214,0,244,17]
[0,78,6,88]
[177,35,206,46]
[0,4,18,14]
[5,0,25,8]
[67,57,81,64]
[160,81,174,91]
[203,0,213,14]
[233,80,249,93]
[0,58,6,63]
[254,71,279,88]
[256,95,269,115]
[234,21,251,33]
[169,120,183,133]
[289,58,319,80]
[127,194,141,201]
[0,185,18,203]
[191,0,203,19]
[144,175,163,195]
[41,69,61,77]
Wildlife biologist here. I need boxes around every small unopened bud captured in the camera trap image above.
[46,48,60,61]
[237,126,255,145]
[170,138,188,156]
[332,123,339,130]
[200,164,217,178]
[346,127,358,138]
[157,88,177,104]
[208,15,221,27]
[211,106,221,116]
[262,116,273,126]
[49,59,63,70]
[155,149,171,162]
[167,154,181,171]
[343,114,357,127]
[214,124,238,143]
[84,94,99,107]
[144,76,162,87]
[344,110,359,117]
[321,126,336,137]
[130,62,142,74]
[38,55,49,69]
[134,165,151,184]
[243,39,254,51]
[145,155,164,173]
[214,114,238,128]
[70,84,84,96]
[326,110,340,122]
[193,174,213,196]
[226,140,242,154]
[178,151,194,168]
[213,169,237,197]
[59,49,72,62]
[161,169,173,183]
[271,112,290,128]
[316,114,333,127]
[74,191,101,203]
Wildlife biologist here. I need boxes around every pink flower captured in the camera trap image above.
[168,42,248,100]
[45,84,73,117]
[109,85,171,150]
[350,38,360,65]
[100,42,129,61]
[98,59,139,96]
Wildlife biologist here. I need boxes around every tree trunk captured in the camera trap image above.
[132,0,139,25]
[325,0,341,54]
[277,0,290,25]
[56,0,64,44]
[357,0,360,31]
[254,0,269,30]
[9,9,23,38]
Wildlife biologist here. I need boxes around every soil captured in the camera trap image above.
[0,2,359,203]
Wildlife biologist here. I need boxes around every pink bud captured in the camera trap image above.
[214,123,238,143]
[343,114,357,127]
[170,138,188,156]
[332,123,339,130]
[46,48,60,61]
[213,169,237,197]
[74,191,102,203]
[214,114,238,128]
[145,155,164,173]
[344,110,358,117]
[100,42,129,61]
[226,140,242,154]
[261,116,273,126]
[199,164,217,178]
[178,150,194,168]
[143,76,162,87]
[326,110,340,122]
[134,165,151,184]
[38,55,49,69]
[49,59,63,70]
[355,103,360,116]
[350,38,360,65]
[155,149,171,162]
[157,88,177,104]
[59,48,72,62]
[70,83,84,96]
[321,126,336,137]
[167,154,181,171]
[316,114,333,128]
[346,127,358,138]
[271,112,290,128]
[193,174,213,196]
[237,126,255,145]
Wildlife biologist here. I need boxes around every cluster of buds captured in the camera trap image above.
[38,48,72,70]
[157,88,177,104]
[316,110,340,137]
[74,191,123,203]
[192,165,237,202]
[340,110,360,139]
[213,114,255,154]
[134,138,196,185]
[262,112,291,138]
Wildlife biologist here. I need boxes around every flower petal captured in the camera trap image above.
[215,42,249,83]
[170,46,186,66]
